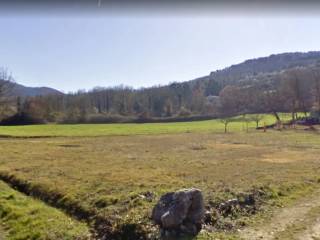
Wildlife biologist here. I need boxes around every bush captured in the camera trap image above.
[0,113,46,125]
[59,113,136,124]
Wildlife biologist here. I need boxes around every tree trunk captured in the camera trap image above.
[292,111,295,122]
[273,111,280,121]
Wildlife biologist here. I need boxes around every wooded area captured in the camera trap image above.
[1,56,320,125]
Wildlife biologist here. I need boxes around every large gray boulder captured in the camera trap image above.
[151,188,205,237]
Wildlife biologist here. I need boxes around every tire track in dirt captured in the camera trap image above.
[239,189,320,240]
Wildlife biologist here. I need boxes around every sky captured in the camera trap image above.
[0,4,320,92]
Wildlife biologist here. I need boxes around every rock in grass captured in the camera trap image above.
[151,188,205,237]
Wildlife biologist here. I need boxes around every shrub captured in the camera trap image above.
[0,113,46,125]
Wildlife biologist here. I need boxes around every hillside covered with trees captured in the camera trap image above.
[1,51,320,124]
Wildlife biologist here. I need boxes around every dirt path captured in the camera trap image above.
[239,189,320,240]
[297,217,320,240]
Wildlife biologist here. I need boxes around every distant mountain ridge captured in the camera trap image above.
[4,51,320,98]
[0,80,63,97]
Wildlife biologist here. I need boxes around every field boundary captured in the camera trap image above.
[0,171,113,239]
[0,134,58,139]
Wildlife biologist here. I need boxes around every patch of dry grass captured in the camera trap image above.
[1,130,320,220]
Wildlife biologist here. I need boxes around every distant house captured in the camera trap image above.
[205,95,221,114]
[206,95,221,106]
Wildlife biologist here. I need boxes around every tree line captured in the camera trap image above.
[1,64,320,124]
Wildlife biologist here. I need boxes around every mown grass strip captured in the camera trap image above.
[0,180,90,240]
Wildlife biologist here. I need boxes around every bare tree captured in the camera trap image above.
[260,89,284,122]
[240,114,251,132]
[250,114,263,128]
[311,67,320,113]
[281,68,310,121]
[220,117,232,133]
[0,68,14,120]
[219,85,245,115]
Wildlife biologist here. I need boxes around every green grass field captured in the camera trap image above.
[0,113,293,137]
[0,113,318,239]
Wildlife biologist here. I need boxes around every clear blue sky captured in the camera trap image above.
[0,13,319,92]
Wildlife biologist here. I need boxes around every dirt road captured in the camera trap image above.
[239,189,320,240]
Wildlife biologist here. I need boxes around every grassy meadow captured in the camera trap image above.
[0,113,319,239]
[0,113,293,137]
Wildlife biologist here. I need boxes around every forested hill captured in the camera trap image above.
[211,51,320,79]
[191,51,320,93]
